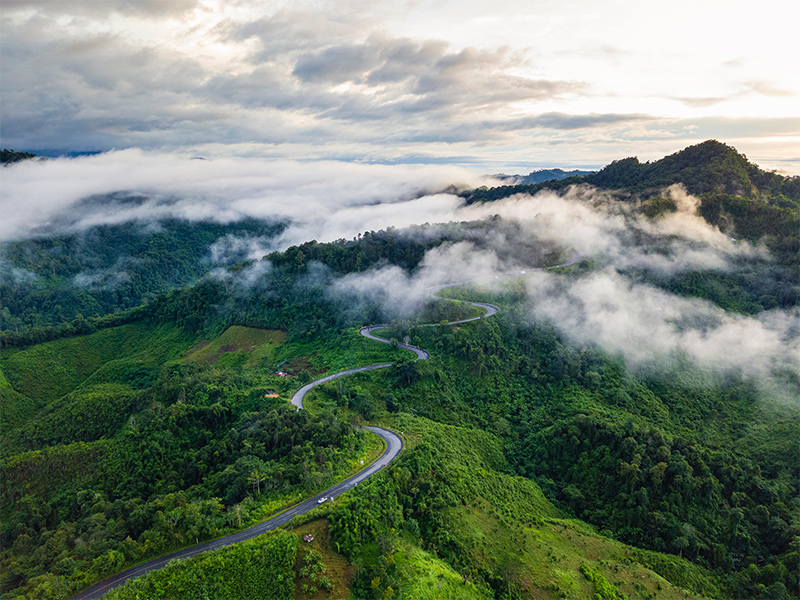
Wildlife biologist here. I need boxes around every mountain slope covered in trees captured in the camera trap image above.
[1,142,798,600]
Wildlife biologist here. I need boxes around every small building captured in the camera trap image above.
[303,534,314,543]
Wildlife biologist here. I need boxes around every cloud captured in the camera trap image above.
[320,220,795,397]
[0,259,39,286]
[745,81,795,98]
[522,268,799,386]
[2,151,757,285]
[4,149,794,393]
[1,1,797,171]
[73,264,130,291]
[0,150,493,242]
[330,241,505,318]
[1,0,200,18]
[672,81,797,109]
[322,227,797,396]
[207,235,275,265]
[0,6,589,158]
[212,258,274,291]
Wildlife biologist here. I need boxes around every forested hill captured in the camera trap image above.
[465,141,800,271]
[1,218,285,332]
[0,150,36,164]
[586,140,800,204]
[492,168,595,185]
[2,188,799,598]
[466,140,800,209]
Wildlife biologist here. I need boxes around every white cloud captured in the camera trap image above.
[522,268,800,385]
[2,1,796,171]
[0,150,492,242]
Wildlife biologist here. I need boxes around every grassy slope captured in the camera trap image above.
[1,321,407,600]
[1,323,195,403]
[394,414,720,600]
[182,325,287,367]
[289,336,725,598]
[290,409,719,599]
[0,323,197,457]
[104,530,298,600]
[2,313,727,599]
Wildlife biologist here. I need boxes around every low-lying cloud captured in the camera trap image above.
[0,151,492,243]
[524,268,799,383]
[4,151,795,395]
[3,153,757,284]
[208,235,275,265]
[326,237,797,398]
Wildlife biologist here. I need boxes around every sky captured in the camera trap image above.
[1,0,799,172]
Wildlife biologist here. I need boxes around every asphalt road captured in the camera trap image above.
[67,282,532,598]
[70,422,403,600]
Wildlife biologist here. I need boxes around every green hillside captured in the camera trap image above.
[105,530,298,600]
[99,414,723,600]
[1,142,797,600]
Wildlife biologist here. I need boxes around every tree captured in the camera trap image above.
[248,471,265,496]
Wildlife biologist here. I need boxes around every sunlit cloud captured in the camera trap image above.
[0,0,796,171]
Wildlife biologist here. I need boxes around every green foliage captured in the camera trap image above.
[104,530,297,600]
[580,563,628,600]
[0,149,36,164]
[182,325,286,366]
[635,264,797,314]
[328,414,721,599]
[0,318,384,599]
[0,322,195,422]
[5,384,143,453]
[0,218,284,333]
[699,193,800,267]
[3,194,798,599]
[641,196,677,219]
[582,140,799,201]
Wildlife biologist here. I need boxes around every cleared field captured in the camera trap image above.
[183,325,286,367]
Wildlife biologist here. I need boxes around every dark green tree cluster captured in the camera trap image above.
[0,360,370,599]
[369,287,797,598]
[104,530,298,600]
[0,150,36,164]
[0,219,284,333]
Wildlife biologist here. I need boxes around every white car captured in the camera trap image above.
[317,497,327,504]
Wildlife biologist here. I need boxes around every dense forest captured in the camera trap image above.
[465,141,799,262]
[0,150,37,164]
[1,218,286,332]
[1,141,798,599]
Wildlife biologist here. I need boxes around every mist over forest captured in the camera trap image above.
[3,144,797,396]
[1,142,799,600]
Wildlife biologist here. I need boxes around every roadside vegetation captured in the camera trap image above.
[1,141,797,599]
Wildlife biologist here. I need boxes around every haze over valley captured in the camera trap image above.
[1,2,799,599]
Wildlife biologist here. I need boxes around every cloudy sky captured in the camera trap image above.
[2,0,799,172]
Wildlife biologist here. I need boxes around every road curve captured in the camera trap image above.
[71,306,495,600]
[71,425,404,600]
[69,259,579,599]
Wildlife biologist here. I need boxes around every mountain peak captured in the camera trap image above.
[588,140,797,199]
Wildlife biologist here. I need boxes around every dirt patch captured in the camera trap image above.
[284,356,325,377]
[185,340,210,355]
[291,519,354,599]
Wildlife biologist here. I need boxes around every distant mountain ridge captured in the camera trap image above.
[491,167,595,185]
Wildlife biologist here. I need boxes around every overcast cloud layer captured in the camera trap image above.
[1,0,798,171]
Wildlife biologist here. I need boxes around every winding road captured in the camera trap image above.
[71,307,495,600]
[70,257,579,599]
